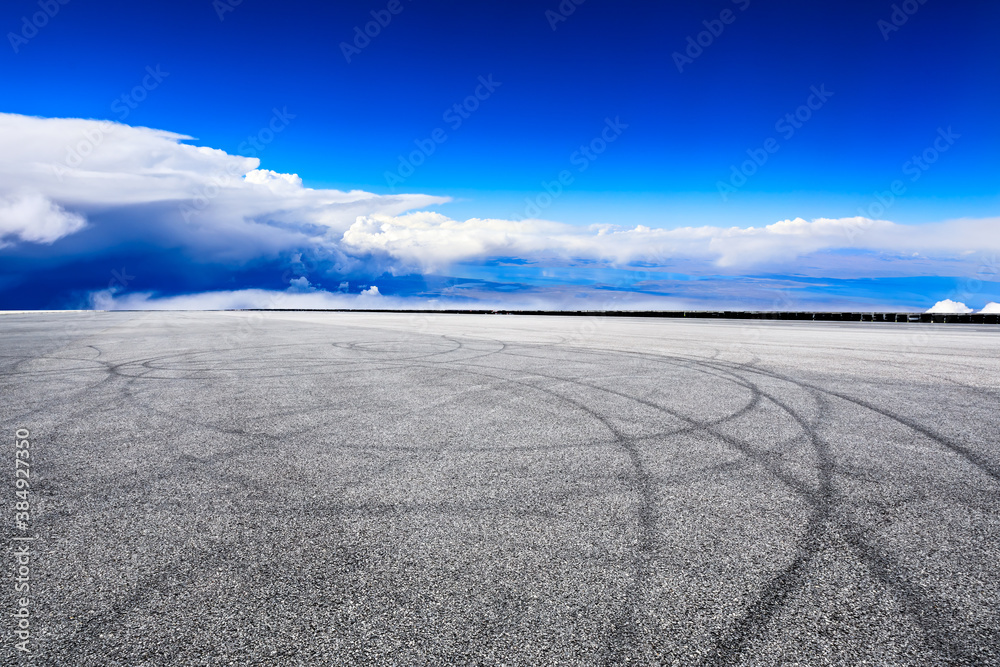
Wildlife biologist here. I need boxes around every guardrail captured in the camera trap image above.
[237,309,1000,323]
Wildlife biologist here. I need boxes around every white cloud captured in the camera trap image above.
[89,288,383,311]
[926,299,973,314]
[87,285,696,312]
[340,212,1000,274]
[287,276,317,293]
[1,112,999,290]
[0,192,86,247]
[979,302,1000,314]
[341,212,565,272]
[0,112,447,261]
[243,169,303,188]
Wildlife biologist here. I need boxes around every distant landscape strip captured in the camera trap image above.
[222,310,1000,323]
[5,310,996,323]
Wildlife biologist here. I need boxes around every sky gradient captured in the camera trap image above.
[1,0,998,311]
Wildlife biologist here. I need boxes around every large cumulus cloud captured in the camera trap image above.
[0,113,445,258]
[1,112,998,310]
[341,211,999,276]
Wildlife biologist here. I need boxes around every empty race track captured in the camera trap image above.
[2,311,999,665]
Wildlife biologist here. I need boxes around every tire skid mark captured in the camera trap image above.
[401,360,661,665]
[37,345,512,529]
[568,346,987,663]
[702,365,990,663]
[493,344,987,664]
[579,344,1000,488]
[635,353,981,664]
[13,319,996,663]
[490,350,819,501]
[694,370,832,666]
[331,336,464,362]
[621,348,986,662]
[421,356,781,664]
[719,350,998,485]
[474,357,829,665]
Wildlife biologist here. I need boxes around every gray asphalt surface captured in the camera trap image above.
[2,311,999,666]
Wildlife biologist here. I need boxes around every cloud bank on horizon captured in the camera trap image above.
[1,113,998,312]
[926,299,998,315]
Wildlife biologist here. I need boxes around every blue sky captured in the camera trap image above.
[1,0,998,310]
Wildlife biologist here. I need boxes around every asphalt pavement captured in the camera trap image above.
[2,311,999,665]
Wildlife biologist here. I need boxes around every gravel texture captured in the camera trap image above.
[2,311,999,665]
